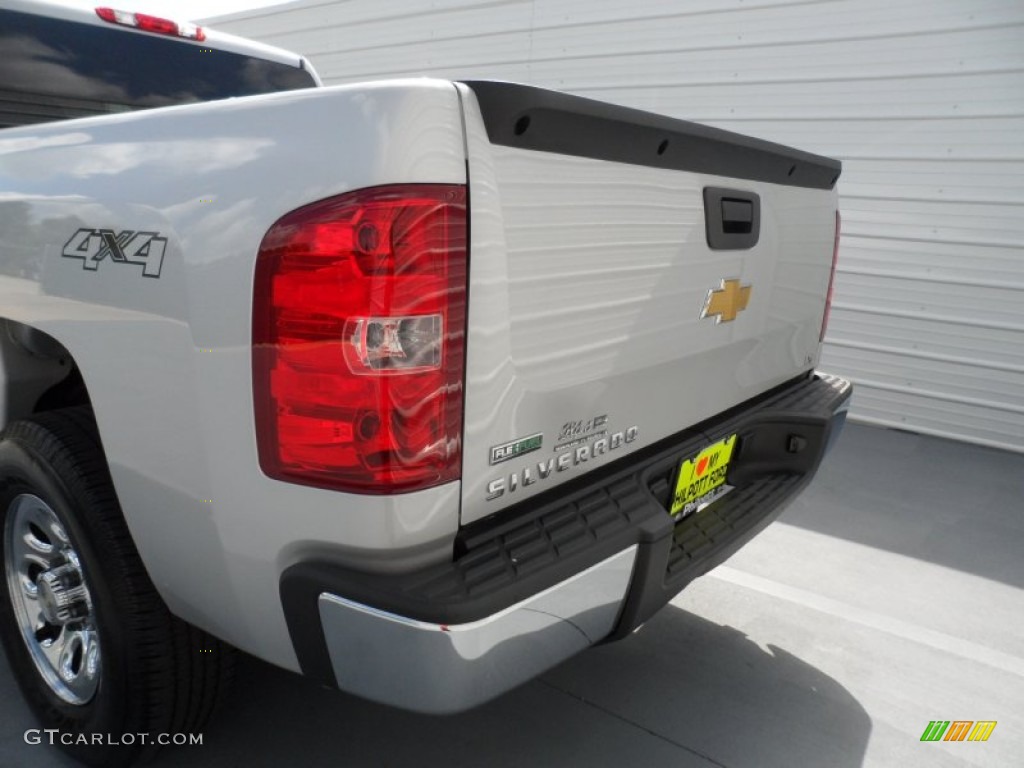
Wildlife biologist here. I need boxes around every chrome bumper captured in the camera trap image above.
[317,546,638,714]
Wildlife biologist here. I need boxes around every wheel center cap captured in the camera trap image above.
[36,576,61,624]
[35,564,89,626]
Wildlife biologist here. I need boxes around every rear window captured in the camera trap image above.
[0,8,316,129]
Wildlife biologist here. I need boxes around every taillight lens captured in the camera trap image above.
[134,13,178,36]
[820,210,841,342]
[253,185,467,494]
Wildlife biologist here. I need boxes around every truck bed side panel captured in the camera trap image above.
[0,80,466,669]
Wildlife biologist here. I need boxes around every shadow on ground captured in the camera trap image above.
[121,603,870,768]
[1,587,873,768]
[781,423,1024,589]
[1,590,872,768]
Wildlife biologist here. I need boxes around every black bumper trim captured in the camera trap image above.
[281,373,852,686]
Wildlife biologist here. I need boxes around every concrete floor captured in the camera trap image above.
[2,422,1022,767]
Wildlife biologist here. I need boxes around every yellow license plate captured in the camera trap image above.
[670,434,737,517]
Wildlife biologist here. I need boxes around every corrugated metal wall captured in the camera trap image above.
[211,0,1024,452]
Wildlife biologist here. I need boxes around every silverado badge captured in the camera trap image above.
[700,278,752,323]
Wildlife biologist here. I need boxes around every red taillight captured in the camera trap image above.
[95,7,206,41]
[253,185,468,494]
[134,13,178,36]
[820,210,841,342]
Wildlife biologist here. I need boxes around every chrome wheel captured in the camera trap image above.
[3,493,101,705]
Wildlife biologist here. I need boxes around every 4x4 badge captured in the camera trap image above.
[62,228,167,278]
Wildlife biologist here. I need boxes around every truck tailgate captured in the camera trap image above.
[456,82,841,525]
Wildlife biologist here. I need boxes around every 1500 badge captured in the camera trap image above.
[555,413,608,451]
[63,228,167,278]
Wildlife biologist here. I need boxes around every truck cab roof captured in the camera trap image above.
[0,0,320,129]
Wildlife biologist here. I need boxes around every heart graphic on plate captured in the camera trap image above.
[696,456,709,476]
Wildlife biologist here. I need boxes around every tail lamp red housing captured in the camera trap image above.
[253,185,467,494]
[820,210,841,342]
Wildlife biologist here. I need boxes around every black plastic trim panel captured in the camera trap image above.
[459,81,842,190]
[281,373,852,686]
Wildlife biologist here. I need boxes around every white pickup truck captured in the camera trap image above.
[0,1,851,765]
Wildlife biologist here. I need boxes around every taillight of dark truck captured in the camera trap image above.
[252,185,467,493]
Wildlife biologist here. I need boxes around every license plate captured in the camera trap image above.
[670,434,737,518]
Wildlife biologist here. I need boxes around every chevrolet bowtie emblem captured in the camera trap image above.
[701,278,752,323]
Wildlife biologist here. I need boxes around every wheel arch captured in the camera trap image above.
[0,319,93,431]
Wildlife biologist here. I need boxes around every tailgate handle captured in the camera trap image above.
[721,199,753,233]
[704,187,760,250]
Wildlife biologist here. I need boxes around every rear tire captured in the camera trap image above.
[0,408,233,767]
